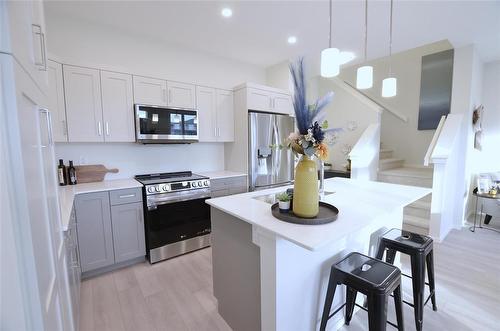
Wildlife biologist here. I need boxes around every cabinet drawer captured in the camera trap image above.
[109,188,142,205]
[211,176,247,191]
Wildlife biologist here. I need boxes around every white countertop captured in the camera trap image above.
[199,170,247,180]
[58,179,142,231]
[206,177,431,251]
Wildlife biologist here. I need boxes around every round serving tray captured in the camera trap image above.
[271,202,339,225]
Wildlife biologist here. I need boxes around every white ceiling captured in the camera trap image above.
[44,0,500,68]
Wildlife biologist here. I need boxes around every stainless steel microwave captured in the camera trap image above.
[135,104,199,144]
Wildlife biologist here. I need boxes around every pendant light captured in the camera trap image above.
[382,0,397,97]
[321,0,340,77]
[356,0,373,89]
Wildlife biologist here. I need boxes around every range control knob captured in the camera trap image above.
[198,181,202,187]
[147,186,155,193]
[191,181,197,188]
[155,186,161,192]
[204,180,209,187]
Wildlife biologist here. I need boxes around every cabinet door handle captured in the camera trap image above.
[269,98,272,109]
[214,127,217,137]
[62,120,68,137]
[105,122,110,136]
[119,194,135,199]
[168,89,172,104]
[32,24,47,71]
[162,88,167,103]
[98,121,102,136]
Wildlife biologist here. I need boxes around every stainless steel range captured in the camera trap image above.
[134,171,211,263]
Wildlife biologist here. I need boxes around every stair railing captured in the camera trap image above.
[342,80,408,122]
[424,115,446,166]
[349,123,381,181]
[426,113,464,241]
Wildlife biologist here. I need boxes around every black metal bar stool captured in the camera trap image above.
[376,229,437,331]
[320,252,404,331]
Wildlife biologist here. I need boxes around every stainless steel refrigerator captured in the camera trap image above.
[248,111,295,191]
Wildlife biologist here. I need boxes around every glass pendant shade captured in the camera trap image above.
[321,47,340,78]
[356,65,373,89]
[382,77,397,97]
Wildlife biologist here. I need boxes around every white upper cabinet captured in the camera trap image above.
[167,81,196,109]
[247,88,273,112]
[272,92,293,115]
[100,71,135,142]
[47,60,67,142]
[196,86,217,142]
[196,87,234,142]
[246,86,293,115]
[63,65,104,142]
[5,0,49,92]
[216,89,234,142]
[133,75,167,106]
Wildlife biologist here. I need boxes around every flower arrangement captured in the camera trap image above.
[286,58,340,161]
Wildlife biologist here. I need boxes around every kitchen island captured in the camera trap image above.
[206,177,430,331]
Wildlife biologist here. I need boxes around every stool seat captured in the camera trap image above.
[320,252,404,331]
[381,229,432,253]
[336,253,400,294]
[377,229,437,331]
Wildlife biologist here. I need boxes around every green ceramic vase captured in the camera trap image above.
[293,155,319,218]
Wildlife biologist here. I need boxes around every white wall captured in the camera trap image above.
[45,13,266,175]
[45,15,266,89]
[477,60,500,172]
[339,40,453,165]
[316,77,381,170]
[55,143,225,180]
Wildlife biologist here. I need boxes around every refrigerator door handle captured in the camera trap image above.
[39,108,53,146]
[273,119,281,179]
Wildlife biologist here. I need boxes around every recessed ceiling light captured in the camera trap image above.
[221,8,232,18]
[287,36,297,44]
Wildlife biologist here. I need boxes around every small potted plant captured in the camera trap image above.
[276,192,291,213]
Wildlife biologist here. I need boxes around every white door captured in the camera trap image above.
[196,86,217,142]
[63,65,104,142]
[47,60,67,142]
[14,60,63,331]
[133,75,167,106]
[247,88,272,112]
[167,81,195,109]
[216,89,234,142]
[272,93,293,115]
[101,71,135,142]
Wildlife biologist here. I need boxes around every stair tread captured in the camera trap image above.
[408,198,432,209]
[403,214,430,227]
[379,166,433,179]
[379,158,404,163]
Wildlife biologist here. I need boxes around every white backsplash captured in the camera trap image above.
[55,142,225,180]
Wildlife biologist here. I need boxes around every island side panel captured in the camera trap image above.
[211,207,261,331]
[252,207,403,331]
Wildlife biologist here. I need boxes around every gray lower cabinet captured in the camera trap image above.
[75,188,145,275]
[75,191,114,272]
[211,176,247,198]
[111,202,145,263]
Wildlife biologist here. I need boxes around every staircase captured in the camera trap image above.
[377,148,433,235]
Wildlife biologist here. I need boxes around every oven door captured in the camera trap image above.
[135,104,198,143]
[144,189,211,261]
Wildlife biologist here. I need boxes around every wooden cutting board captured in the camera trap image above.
[75,164,119,183]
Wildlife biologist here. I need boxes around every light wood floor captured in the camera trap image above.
[80,224,500,331]
[78,247,231,331]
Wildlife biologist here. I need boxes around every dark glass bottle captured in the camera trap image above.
[68,160,77,185]
[57,159,67,186]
